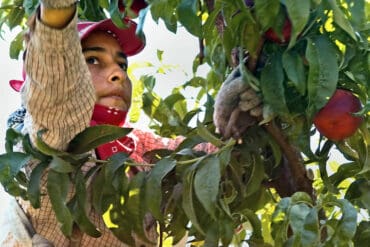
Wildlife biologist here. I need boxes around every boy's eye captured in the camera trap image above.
[118,62,128,71]
[86,57,99,65]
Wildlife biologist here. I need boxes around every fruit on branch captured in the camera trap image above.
[265,18,292,44]
[118,0,148,14]
[313,89,363,141]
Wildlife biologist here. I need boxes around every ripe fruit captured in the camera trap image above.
[118,0,148,15]
[313,89,363,141]
[265,19,292,44]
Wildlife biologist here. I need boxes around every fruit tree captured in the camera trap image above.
[0,0,369,246]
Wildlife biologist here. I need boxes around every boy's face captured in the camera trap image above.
[81,31,132,111]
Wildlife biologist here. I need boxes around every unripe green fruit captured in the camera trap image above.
[313,89,363,141]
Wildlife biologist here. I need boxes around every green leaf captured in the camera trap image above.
[354,221,370,246]
[285,0,310,48]
[347,0,367,30]
[239,208,263,240]
[0,152,31,176]
[27,161,48,208]
[125,172,153,244]
[80,0,106,21]
[7,5,25,29]
[35,130,90,164]
[244,154,265,197]
[326,0,357,40]
[108,0,126,28]
[194,156,220,220]
[182,165,205,235]
[166,203,189,244]
[283,50,306,95]
[49,156,75,173]
[92,154,129,214]
[177,0,202,37]
[241,13,262,60]
[289,204,311,236]
[145,157,176,220]
[110,227,136,246]
[196,120,223,148]
[0,165,27,198]
[150,0,177,33]
[35,130,73,156]
[23,0,39,15]
[254,0,281,31]
[68,125,132,154]
[260,52,289,117]
[291,192,313,205]
[301,207,319,247]
[91,167,112,214]
[9,30,24,59]
[136,4,148,41]
[271,198,291,245]
[22,134,50,162]
[335,199,357,241]
[5,128,23,153]
[72,170,101,237]
[306,36,339,116]
[47,170,73,237]
[204,223,220,247]
[105,152,129,181]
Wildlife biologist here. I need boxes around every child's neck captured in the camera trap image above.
[90,104,127,126]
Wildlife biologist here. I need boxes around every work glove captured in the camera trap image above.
[213,66,262,140]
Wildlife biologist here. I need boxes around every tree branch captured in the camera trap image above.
[262,121,313,198]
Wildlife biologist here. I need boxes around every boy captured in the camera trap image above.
[3,0,167,246]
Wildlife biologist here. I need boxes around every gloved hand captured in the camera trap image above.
[213,66,262,140]
[41,0,77,9]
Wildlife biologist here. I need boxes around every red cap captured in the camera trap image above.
[78,18,145,57]
[10,18,145,92]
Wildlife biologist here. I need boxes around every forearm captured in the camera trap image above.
[22,2,96,151]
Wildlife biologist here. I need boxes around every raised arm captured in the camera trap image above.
[22,0,96,150]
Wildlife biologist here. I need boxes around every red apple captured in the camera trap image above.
[313,89,363,141]
[265,18,292,44]
[118,0,148,15]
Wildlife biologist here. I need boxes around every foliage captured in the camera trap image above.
[0,0,370,246]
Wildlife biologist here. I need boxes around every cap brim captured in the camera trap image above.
[78,19,145,56]
[9,80,23,92]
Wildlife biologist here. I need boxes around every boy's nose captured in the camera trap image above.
[108,66,126,85]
